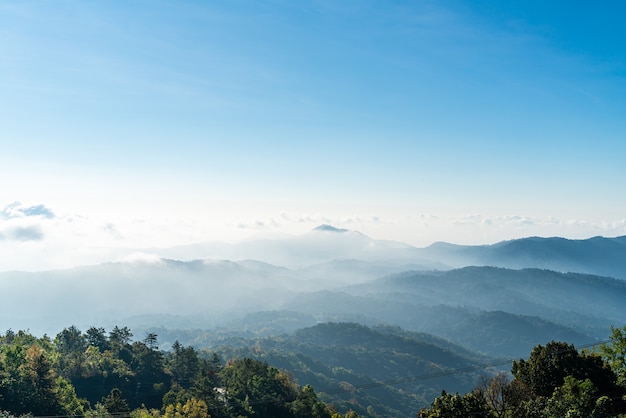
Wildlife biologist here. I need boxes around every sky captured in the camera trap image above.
[1,0,625,271]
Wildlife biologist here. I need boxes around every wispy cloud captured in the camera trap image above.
[1,201,55,219]
[234,212,385,232]
[449,214,626,239]
[236,220,278,230]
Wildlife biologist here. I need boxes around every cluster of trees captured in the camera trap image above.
[0,326,359,418]
[418,326,626,417]
[3,324,626,418]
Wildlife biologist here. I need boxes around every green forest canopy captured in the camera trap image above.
[1,324,625,418]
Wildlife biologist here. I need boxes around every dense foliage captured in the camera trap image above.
[0,326,353,418]
[3,324,626,418]
[215,322,488,417]
[418,328,626,417]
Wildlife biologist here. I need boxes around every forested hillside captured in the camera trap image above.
[0,326,335,418]
[2,324,626,417]
[0,323,495,418]
[419,326,626,417]
[215,322,493,417]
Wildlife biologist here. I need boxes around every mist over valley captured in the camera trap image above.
[2,226,624,350]
[2,226,625,416]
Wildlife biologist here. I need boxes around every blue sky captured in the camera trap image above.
[1,0,625,270]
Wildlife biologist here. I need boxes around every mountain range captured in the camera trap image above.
[2,226,625,416]
[1,226,624,355]
[149,226,626,279]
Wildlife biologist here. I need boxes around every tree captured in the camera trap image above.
[102,388,130,415]
[191,354,224,417]
[595,325,626,387]
[132,341,164,381]
[543,376,611,418]
[290,384,330,418]
[476,372,511,418]
[219,358,298,417]
[417,390,492,418]
[171,340,182,381]
[0,344,29,413]
[129,405,161,418]
[56,376,88,416]
[499,377,534,418]
[55,326,88,380]
[144,333,159,351]
[163,399,210,418]
[511,341,618,399]
[56,326,87,354]
[130,341,166,409]
[110,327,133,346]
[109,326,134,365]
[512,341,578,399]
[86,327,109,352]
[167,342,199,388]
[26,345,63,414]
[162,384,190,409]
[85,402,114,418]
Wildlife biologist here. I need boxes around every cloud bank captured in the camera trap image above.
[1,199,625,272]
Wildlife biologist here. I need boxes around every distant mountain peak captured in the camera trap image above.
[313,224,349,233]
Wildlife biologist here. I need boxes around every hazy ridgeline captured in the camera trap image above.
[1,228,624,347]
[1,227,626,417]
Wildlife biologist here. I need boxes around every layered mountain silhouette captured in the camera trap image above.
[151,226,626,279]
[1,226,624,356]
[421,235,626,279]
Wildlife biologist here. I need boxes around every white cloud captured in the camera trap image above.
[0,203,51,242]
[236,221,268,230]
[1,201,55,220]
[340,215,381,225]
[233,212,387,234]
[296,213,333,224]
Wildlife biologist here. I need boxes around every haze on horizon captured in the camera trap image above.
[1,1,625,271]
